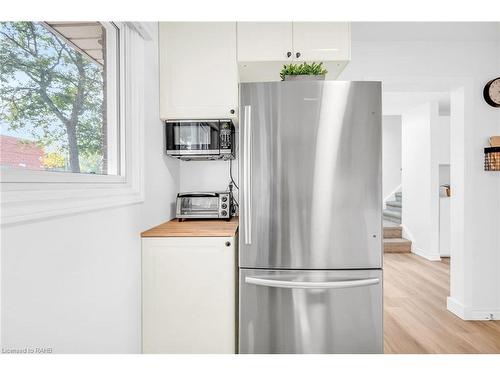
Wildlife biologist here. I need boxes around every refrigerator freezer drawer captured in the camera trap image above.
[239,268,383,354]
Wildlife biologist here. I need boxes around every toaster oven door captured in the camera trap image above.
[166,121,220,155]
[176,195,220,218]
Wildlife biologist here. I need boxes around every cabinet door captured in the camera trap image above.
[292,22,350,61]
[237,22,293,62]
[159,22,238,120]
[142,236,236,353]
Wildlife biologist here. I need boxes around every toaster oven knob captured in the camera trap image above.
[222,196,228,202]
[221,203,227,209]
[221,210,227,217]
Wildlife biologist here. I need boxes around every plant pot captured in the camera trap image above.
[440,185,451,197]
[284,74,326,81]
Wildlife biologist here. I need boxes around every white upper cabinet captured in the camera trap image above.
[236,22,351,81]
[292,22,351,61]
[237,22,293,62]
[159,22,238,120]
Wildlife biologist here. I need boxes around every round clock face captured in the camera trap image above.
[484,77,500,107]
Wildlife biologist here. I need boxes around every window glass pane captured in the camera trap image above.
[0,21,119,175]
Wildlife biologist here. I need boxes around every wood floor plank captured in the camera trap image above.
[384,253,500,354]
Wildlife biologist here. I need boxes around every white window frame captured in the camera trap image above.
[0,22,148,225]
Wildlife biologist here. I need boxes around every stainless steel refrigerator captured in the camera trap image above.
[238,81,383,354]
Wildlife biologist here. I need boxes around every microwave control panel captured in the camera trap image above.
[219,120,233,153]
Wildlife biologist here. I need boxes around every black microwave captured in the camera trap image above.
[165,119,235,160]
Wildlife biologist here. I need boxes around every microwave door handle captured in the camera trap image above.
[245,277,380,289]
[177,192,218,197]
[243,105,252,245]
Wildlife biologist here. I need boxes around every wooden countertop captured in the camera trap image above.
[141,217,239,237]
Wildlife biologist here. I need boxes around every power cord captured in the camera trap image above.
[229,157,239,190]
[228,158,239,215]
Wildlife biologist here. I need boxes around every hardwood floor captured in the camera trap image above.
[384,253,500,353]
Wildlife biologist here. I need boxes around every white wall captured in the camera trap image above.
[179,160,234,192]
[449,87,466,309]
[436,116,451,258]
[436,116,451,165]
[0,23,179,353]
[178,132,240,209]
[429,102,442,261]
[440,197,451,257]
[339,22,500,319]
[382,115,402,201]
[400,102,440,260]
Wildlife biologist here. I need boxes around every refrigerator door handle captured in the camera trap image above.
[245,277,380,289]
[243,105,252,245]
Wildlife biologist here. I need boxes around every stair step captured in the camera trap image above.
[383,209,401,219]
[386,200,402,209]
[383,215,401,224]
[384,238,412,253]
[395,192,402,202]
[384,217,401,224]
[383,226,402,239]
[386,206,402,213]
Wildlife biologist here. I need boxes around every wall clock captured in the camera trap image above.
[483,77,500,107]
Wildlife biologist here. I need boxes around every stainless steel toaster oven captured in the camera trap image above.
[176,192,232,220]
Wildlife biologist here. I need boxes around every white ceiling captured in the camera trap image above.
[352,22,500,42]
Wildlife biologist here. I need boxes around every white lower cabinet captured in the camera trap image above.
[142,236,237,353]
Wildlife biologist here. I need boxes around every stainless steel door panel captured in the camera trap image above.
[239,269,383,354]
[239,81,382,269]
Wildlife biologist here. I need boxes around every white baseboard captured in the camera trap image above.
[401,224,441,261]
[412,246,441,261]
[447,297,500,320]
[468,309,500,320]
[447,297,466,319]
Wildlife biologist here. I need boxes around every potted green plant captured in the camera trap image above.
[280,62,328,81]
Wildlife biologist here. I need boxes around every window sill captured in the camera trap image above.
[0,166,126,184]
[1,182,144,225]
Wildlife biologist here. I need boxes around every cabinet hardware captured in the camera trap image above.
[287,51,292,58]
[225,241,231,247]
[296,52,301,58]
[230,109,235,114]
